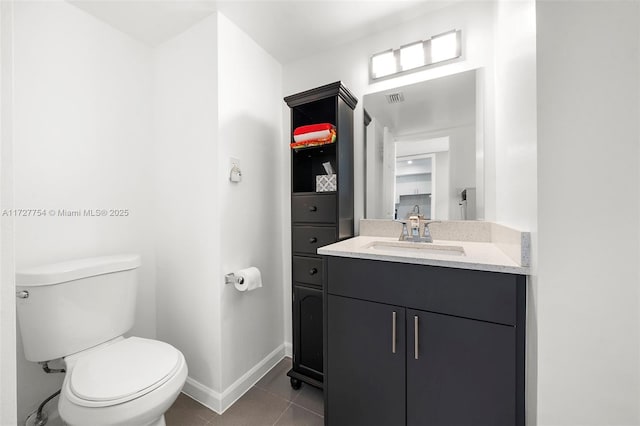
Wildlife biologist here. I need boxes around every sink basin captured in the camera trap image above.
[363,241,466,257]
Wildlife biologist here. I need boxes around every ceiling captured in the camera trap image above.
[69,0,456,64]
[364,69,476,137]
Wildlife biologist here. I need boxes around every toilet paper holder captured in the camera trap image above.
[224,273,244,285]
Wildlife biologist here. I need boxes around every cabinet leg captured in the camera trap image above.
[290,377,302,390]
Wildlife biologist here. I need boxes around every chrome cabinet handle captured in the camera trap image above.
[309,268,318,275]
[16,290,29,299]
[309,237,317,243]
[392,311,397,354]
[414,315,419,360]
[309,205,318,212]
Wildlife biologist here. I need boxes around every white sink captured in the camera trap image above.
[363,240,466,257]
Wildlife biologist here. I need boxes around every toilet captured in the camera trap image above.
[16,254,188,426]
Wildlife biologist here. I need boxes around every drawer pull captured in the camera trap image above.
[309,268,318,275]
[309,205,318,212]
[392,311,397,354]
[309,237,317,244]
[414,315,419,360]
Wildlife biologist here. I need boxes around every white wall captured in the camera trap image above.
[282,1,496,344]
[217,11,285,394]
[536,1,639,424]
[153,12,223,399]
[0,1,17,424]
[12,2,156,422]
[492,3,539,422]
[154,12,286,413]
[494,0,538,232]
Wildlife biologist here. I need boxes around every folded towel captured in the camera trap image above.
[290,129,336,150]
[294,123,334,136]
[294,129,333,143]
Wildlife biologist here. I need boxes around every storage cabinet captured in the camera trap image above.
[325,256,526,426]
[285,82,357,390]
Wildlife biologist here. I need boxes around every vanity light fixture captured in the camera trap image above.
[400,41,425,72]
[370,30,461,81]
[430,30,461,64]
[370,49,397,79]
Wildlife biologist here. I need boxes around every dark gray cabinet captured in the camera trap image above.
[327,296,406,426]
[407,309,516,426]
[285,82,357,390]
[325,256,526,426]
[292,285,323,381]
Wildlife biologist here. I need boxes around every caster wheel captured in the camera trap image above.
[290,377,302,390]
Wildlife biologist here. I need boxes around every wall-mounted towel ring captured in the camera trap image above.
[229,164,242,182]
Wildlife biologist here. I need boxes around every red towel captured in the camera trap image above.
[290,129,336,149]
[293,123,334,136]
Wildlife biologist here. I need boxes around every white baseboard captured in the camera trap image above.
[182,344,285,415]
[284,341,292,357]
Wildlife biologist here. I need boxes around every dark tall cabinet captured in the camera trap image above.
[284,82,357,389]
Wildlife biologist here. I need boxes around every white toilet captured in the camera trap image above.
[16,254,188,426]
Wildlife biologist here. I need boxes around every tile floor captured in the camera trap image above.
[166,358,323,426]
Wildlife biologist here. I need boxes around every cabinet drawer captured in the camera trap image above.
[327,257,519,326]
[292,194,336,223]
[293,256,323,287]
[293,226,337,255]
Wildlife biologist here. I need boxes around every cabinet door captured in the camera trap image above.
[407,310,516,426]
[292,284,323,381]
[327,295,406,426]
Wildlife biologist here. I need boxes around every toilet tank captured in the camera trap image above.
[16,254,141,362]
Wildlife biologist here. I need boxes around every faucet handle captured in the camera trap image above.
[422,220,441,242]
[394,220,409,240]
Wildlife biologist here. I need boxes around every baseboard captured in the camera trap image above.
[182,377,223,413]
[284,341,292,357]
[182,344,286,415]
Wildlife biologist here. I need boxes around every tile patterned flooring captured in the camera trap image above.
[166,358,323,426]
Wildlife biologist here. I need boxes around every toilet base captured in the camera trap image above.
[147,415,165,426]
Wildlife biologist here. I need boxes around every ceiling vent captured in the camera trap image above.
[385,92,405,104]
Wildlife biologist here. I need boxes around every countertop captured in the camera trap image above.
[317,235,529,275]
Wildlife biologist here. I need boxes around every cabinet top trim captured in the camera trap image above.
[284,81,358,110]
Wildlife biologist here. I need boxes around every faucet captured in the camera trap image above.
[409,214,421,242]
[397,214,425,242]
[397,218,441,243]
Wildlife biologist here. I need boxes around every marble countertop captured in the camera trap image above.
[317,235,529,275]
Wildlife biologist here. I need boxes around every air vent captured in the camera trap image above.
[386,92,405,104]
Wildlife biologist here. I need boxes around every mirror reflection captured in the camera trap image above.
[364,70,480,221]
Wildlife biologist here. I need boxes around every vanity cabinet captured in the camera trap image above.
[325,256,526,426]
[285,82,357,390]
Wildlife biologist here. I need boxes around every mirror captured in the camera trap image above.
[364,70,481,220]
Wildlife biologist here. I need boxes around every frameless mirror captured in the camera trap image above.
[364,70,481,220]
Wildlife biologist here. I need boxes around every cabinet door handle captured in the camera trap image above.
[309,205,318,212]
[309,268,317,275]
[309,237,317,244]
[392,311,397,354]
[414,315,419,360]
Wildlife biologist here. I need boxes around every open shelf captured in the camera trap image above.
[292,143,337,193]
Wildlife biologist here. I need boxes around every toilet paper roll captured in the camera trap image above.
[234,267,262,292]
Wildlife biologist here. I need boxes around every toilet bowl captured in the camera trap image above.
[58,337,188,426]
[15,255,188,426]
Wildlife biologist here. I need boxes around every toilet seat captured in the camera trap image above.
[66,337,182,408]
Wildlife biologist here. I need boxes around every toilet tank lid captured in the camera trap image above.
[16,254,141,287]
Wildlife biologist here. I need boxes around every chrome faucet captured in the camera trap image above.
[397,218,440,243]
